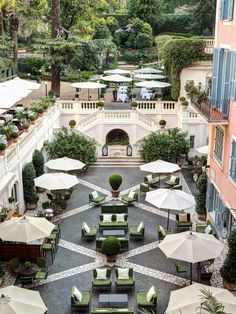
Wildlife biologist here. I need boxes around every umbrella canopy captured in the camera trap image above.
[101,74,132,82]
[1,77,41,90]
[71,81,107,89]
[165,283,236,314]
[0,285,48,314]
[134,74,166,80]
[0,86,30,109]
[0,216,54,242]
[140,160,180,174]
[196,145,208,155]
[146,188,195,211]
[159,231,224,263]
[45,157,86,171]
[135,80,171,88]
[104,68,131,75]
[134,67,163,74]
[34,172,79,191]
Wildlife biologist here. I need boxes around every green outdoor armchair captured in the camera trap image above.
[92,268,112,289]
[144,174,159,188]
[176,213,192,231]
[196,220,217,237]
[115,267,135,290]
[165,175,180,188]
[35,267,49,280]
[157,224,172,241]
[129,221,145,240]
[8,257,21,275]
[89,191,107,205]
[121,191,138,205]
[81,222,97,240]
[71,286,91,311]
[136,286,157,309]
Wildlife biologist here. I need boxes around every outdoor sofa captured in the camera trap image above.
[99,214,128,230]
[196,220,217,237]
[101,203,128,214]
[91,307,134,314]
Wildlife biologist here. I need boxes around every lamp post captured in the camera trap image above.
[27,73,30,81]
[45,81,48,97]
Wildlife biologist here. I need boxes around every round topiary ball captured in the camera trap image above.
[101,237,121,256]
[109,174,122,191]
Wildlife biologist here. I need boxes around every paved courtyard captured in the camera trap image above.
[4,167,227,314]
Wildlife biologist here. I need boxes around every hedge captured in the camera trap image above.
[153,13,194,35]
[18,56,49,76]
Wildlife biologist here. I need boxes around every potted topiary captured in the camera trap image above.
[22,162,39,210]
[75,93,79,99]
[11,132,18,142]
[101,237,121,263]
[131,102,138,110]
[0,143,6,155]
[22,122,30,131]
[195,173,207,221]
[109,173,122,198]
[220,229,236,290]
[179,96,186,102]
[97,101,104,110]
[69,119,76,129]
[32,150,45,192]
[159,119,166,129]
[8,196,15,211]
[181,100,189,109]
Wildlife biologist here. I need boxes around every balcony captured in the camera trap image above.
[191,98,229,124]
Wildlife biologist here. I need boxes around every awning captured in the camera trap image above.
[0,172,16,193]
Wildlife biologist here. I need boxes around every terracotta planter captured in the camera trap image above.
[106,255,117,263]
[0,149,5,155]
[197,213,206,222]
[70,125,75,129]
[111,190,120,198]
[160,125,166,129]
[26,202,37,210]
[223,278,236,291]
[37,187,46,193]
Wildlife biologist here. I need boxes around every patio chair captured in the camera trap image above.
[144,174,159,188]
[176,213,192,231]
[196,220,217,237]
[136,286,157,309]
[129,221,145,240]
[35,267,49,280]
[8,257,21,275]
[81,222,97,240]
[139,183,154,195]
[157,224,172,241]
[71,286,91,311]
[115,267,135,290]
[89,191,106,205]
[19,275,34,287]
[165,175,180,188]
[92,268,111,290]
[121,191,138,205]
[36,257,47,271]
[174,261,187,274]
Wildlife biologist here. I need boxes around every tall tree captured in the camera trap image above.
[128,0,162,26]
[9,12,18,65]
[51,0,61,97]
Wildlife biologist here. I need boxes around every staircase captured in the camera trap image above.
[91,156,144,168]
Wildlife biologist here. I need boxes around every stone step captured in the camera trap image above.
[91,156,144,167]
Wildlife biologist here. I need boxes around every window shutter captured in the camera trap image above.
[230,140,236,179]
[211,48,222,107]
[221,51,231,117]
[230,52,236,100]
[228,0,234,20]
[206,181,214,212]
[220,0,225,20]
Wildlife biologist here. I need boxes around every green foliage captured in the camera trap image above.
[185,81,207,104]
[154,13,194,35]
[22,162,39,204]
[32,149,44,177]
[97,101,104,107]
[44,127,97,164]
[156,35,210,100]
[101,237,121,256]
[18,56,49,76]
[128,0,162,26]
[131,102,138,107]
[139,128,189,163]
[196,288,229,314]
[69,119,76,126]
[220,229,236,283]
[195,172,207,215]
[0,143,6,150]
[123,50,157,64]
[109,174,122,191]
[159,119,166,125]
[8,196,15,203]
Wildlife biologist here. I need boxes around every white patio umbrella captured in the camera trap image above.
[104,68,131,75]
[1,77,41,90]
[0,216,54,242]
[134,74,166,80]
[45,157,86,172]
[71,82,107,89]
[101,74,132,83]
[0,285,48,314]
[135,80,171,88]
[196,145,208,155]
[34,172,78,191]
[134,67,163,74]
[159,231,224,284]
[146,189,195,229]
[166,283,236,314]
[0,86,30,109]
[140,160,180,174]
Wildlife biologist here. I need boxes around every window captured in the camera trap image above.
[190,135,195,149]
[230,139,236,182]
[214,127,224,163]
[221,0,234,20]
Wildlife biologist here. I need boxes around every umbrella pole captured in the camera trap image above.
[167,208,170,230]
[190,262,193,285]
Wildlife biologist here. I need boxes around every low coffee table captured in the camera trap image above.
[102,229,125,237]
[99,294,128,308]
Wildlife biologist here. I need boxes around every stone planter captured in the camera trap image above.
[160,125,165,129]
[223,278,236,291]
[0,149,5,155]
[26,202,37,210]
[197,213,207,222]
[111,190,120,198]
[70,125,75,129]
[106,255,117,263]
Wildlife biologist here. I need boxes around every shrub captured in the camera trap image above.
[101,237,121,256]
[18,56,49,76]
[159,119,166,125]
[195,173,207,215]
[0,143,6,150]
[131,102,138,107]
[69,119,76,126]
[97,101,104,107]
[32,149,44,177]
[109,174,122,191]
[179,96,186,102]
[11,132,18,139]
[44,127,97,164]
[22,122,29,130]
[182,100,189,107]
[8,196,15,203]
[220,229,236,283]
[154,13,194,35]
[22,163,39,204]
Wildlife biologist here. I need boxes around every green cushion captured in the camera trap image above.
[91,307,134,314]
[136,291,156,306]
[177,222,192,227]
[92,279,111,286]
[99,222,128,227]
[35,271,47,280]
[122,196,136,202]
[72,291,90,307]
[129,227,143,235]
[92,196,105,203]
[116,278,135,286]
[83,226,97,236]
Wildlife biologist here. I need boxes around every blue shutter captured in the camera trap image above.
[220,0,225,20]
[230,140,236,180]
[228,0,234,20]
[206,181,214,212]
[221,51,231,116]
[211,49,223,108]
[230,52,236,100]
